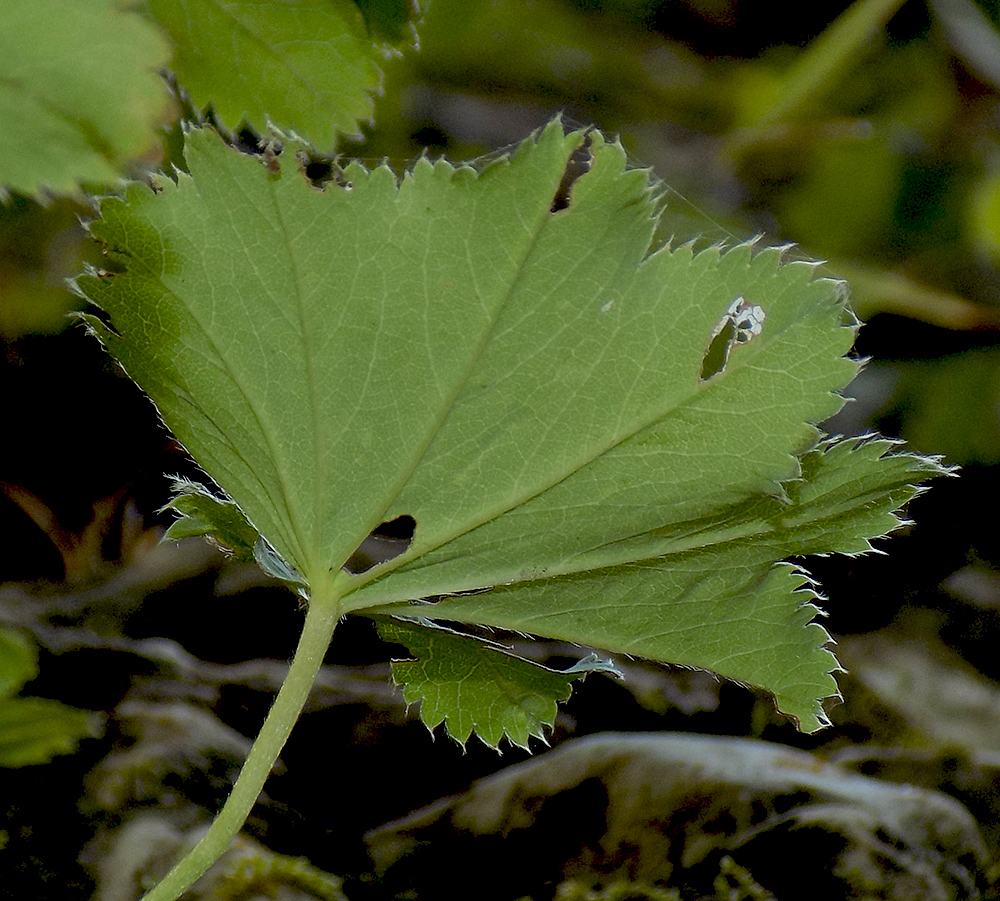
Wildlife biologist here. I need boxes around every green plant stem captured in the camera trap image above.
[141,584,342,901]
[729,0,908,152]
[756,0,907,128]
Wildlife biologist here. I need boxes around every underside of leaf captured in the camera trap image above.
[76,120,947,735]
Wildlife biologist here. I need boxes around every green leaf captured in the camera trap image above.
[0,628,37,699]
[354,0,423,45]
[77,121,942,733]
[0,628,103,767]
[378,618,619,748]
[0,0,172,200]
[380,437,945,730]
[0,697,103,767]
[142,0,400,147]
[162,477,260,561]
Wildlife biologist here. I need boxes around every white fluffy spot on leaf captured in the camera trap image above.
[701,295,767,380]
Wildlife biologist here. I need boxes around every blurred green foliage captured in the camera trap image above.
[882,349,1000,463]
[0,0,172,200]
[0,196,99,335]
[0,627,102,767]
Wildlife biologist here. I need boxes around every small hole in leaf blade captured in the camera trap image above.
[700,318,736,380]
[700,296,766,381]
[550,132,595,213]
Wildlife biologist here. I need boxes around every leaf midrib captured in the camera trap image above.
[343,443,921,611]
[263,172,325,577]
[339,406,852,611]
[334,149,585,574]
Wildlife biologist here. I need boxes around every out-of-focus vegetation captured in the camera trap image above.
[0,626,101,767]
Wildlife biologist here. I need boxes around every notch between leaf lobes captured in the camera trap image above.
[344,514,415,574]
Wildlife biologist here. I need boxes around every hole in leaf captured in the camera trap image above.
[303,159,334,184]
[295,149,348,190]
[411,124,448,153]
[401,585,493,607]
[344,514,415,574]
[701,318,735,380]
[700,295,766,381]
[231,124,265,154]
[551,130,596,212]
[372,514,415,541]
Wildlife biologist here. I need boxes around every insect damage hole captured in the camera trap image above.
[343,514,416,574]
[550,130,596,212]
[699,295,766,381]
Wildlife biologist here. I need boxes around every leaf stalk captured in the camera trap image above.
[141,581,342,901]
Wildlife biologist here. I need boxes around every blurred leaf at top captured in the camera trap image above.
[0,0,172,201]
[354,0,422,45]
[141,0,425,149]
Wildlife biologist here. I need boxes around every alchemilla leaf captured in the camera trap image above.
[142,0,395,147]
[378,619,617,749]
[77,121,945,734]
[1,0,172,199]
[374,436,946,730]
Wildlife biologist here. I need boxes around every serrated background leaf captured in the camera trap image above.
[378,619,603,748]
[77,121,943,732]
[142,0,395,147]
[354,0,422,45]
[1,0,172,200]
